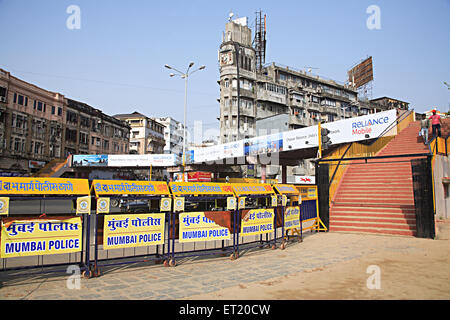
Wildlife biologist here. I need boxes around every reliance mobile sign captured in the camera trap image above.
[189,109,397,163]
[322,109,397,144]
[352,116,390,135]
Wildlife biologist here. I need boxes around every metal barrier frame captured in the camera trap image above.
[232,193,281,256]
[0,178,90,277]
[166,194,237,267]
[87,179,172,277]
[89,195,169,277]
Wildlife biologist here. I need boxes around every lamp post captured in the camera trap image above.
[165,62,205,181]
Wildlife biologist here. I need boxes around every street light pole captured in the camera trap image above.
[165,62,205,181]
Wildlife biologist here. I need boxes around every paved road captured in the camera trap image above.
[0,227,436,300]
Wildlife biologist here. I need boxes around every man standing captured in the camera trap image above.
[429,109,443,139]
[420,117,429,144]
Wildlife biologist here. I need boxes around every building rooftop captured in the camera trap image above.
[114,111,147,119]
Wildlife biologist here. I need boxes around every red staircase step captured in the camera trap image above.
[329,120,430,238]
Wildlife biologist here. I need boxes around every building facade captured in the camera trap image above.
[114,112,165,155]
[218,18,398,144]
[0,68,130,176]
[154,117,184,157]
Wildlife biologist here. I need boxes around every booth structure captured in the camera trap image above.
[167,182,237,265]
[230,183,280,256]
[0,179,322,277]
[273,184,303,248]
[0,177,90,275]
[295,185,327,233]
[88,179,171,277]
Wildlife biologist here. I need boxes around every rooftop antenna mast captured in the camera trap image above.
[253,10,266,73]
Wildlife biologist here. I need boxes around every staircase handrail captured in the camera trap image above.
[327,109,415,186]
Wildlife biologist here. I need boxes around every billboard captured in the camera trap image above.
[72,154,108,167]
[322,108,397,143]
[72,154,177,167]
[348,56,374,89]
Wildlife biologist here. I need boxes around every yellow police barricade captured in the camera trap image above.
[231,183,278,257]
[0,177,90,276]
[167,182,236,266]
[295,185,327,233]
[89,179,171,277]
[273,184,303,248]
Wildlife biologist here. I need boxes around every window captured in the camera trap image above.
[0,86,5,99]
[58,107,62,116]
[293,93,304,102]
[17,95,24,105]
[327,114,335,122]
[65,128,77,143]
[80,115,90,128]
[323,99,336,107]
[66,110,78,124]
[310,111,320,119]
[79,132,89,145]
[224,79,229,88]
[13,93,17,104]
[11,137,26,152]
[12,113,27,129]
[51,106,56,115]
[32,141,44,155]
[311,96,319,103]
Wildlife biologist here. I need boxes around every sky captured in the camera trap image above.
[0,0,449,140]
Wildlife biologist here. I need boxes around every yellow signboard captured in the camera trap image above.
[76,196,91,215]
[227,197,237,210]
[281,195,288,207]
[232,183,275,196]
[296,186,318,200]
[1,216,82,258]
[240,209,274,237]
[284,206,300,230]
[271,195,278,207]
[92,180,170,196]
[179,212,231,243]
[238,197,246,209]
[160,198,172,212]
[0,197,9,216]
[174,197,185,212]
[103,214,165,250]
[96,198,110,214]
[169,182,235,196]
[0,177,89,195]
[274,184,300,195]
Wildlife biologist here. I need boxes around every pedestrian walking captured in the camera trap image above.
[429,109,443,139]
[419,117,429,144]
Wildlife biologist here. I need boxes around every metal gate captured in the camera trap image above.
[316,162,330,230]
[411,156,435,239]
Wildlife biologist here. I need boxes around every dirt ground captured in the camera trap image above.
[188,221,450,300]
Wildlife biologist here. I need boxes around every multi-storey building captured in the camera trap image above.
[217,17,396,144]
[114,112,166,180]
[154,117,184,157]
[0,68,130,175]
[114,112,165,155]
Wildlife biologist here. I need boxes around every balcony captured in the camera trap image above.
[11,127,28,136]
[256,90,286,105]
[289,114,309,127]
[290,99,307,108]
[307,102,321,112]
